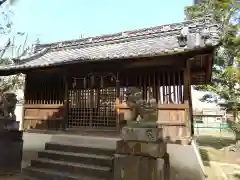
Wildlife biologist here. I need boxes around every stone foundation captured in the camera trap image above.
[0,130,23,175]
[114,123,170,180]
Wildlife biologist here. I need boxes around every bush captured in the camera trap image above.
[232,123,240,133]
[232,123,240,140]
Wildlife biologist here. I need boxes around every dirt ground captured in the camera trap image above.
[0,175,21,180]
[199,132,240,159]
[203,161,240,180]
[0,131,239,180]
[197,131,240,180]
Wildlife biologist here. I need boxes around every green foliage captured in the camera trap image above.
[185,0,240,120]
[232,122,240,133]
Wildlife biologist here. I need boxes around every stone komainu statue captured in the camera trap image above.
[125,87,157,122]
[0,92,17,120]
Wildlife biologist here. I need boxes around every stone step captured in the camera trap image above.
[23,167,108,180]
[30,158,112,179]
[50,134,119,148]
[38,150,113,167]
[45,142,115,156]
[22,175,41,180]
[22,176,37,180]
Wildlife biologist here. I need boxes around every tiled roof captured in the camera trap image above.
[0,16,222,72]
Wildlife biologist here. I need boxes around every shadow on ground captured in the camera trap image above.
[234,174,240,180]
[197,135,236,149]
[197,134,240,167]
[22,150,40,168]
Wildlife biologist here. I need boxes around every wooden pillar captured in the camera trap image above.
[116,72,120,132]
[21,74,28,130]
[206,54,213,84]
[183,59,194,137]
[62,73,69,130]
[90,75,95,128]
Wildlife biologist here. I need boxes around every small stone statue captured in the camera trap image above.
[125,87,158,123]
[0,92,17,120]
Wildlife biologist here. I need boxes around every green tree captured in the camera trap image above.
[0,0,26,94]
[185,0,240,122]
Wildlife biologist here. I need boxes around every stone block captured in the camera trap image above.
[121,126,162,142]
[0,130,23,174]
[114,154,169,180]
[116,140,166,158]
[126,121,158,128]
[0,120,19,131]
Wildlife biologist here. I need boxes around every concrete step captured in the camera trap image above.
[45,142,115,156]
[30,158,112,179]
[50,134,119,148]
[38,150,113,167]
[23,167,108,180]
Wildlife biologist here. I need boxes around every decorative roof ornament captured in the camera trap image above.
[177,26,189,47]
[121,32,128,37]
[88,38,93,42]
[58,42,63,48]
[16,48,48,62]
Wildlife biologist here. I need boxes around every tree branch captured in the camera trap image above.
[0,0,7,7]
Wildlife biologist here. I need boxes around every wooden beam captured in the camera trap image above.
[24,104,64,109]
[62,73,69,130]
[124,57,185,69]
[158,104,188,110]
[24,116,63,121]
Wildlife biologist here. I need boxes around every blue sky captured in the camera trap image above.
[11,0,193,44]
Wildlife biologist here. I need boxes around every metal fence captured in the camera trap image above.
[193,118,234,138]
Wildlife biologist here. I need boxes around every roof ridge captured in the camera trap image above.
[35,15,216,52]
[17,48,49,64]
[0,14,222,73]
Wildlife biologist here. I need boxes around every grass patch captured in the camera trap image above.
[200,147,225,162]
[197,135,236,150]
[198,134,240,164]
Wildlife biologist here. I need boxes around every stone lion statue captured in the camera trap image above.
[0,92,17,120]
[125,87,157,122]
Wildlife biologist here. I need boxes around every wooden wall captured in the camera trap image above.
[116,64,193,144]
[23,71,66,130]
[21,53,209,138]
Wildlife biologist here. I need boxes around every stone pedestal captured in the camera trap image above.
[114,154,169,180]
[0,120,23,175]
[114,122,170,180]
[0,119,19,130]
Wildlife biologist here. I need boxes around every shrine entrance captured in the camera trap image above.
[68,72,118,129]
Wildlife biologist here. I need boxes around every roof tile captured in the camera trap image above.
[0,16,222,72]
